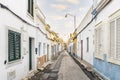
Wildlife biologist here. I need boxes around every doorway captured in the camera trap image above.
[29,38,33,71]
[47,45,49,61]
[81,40,83,60]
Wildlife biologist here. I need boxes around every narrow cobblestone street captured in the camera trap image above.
[29,51,92,80]
[58,51,90,80]
[1,0,120,80]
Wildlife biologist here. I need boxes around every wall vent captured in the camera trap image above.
[7,70,16,80]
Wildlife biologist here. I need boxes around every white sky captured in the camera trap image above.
[38,0,93,42]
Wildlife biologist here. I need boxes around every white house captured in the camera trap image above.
[93,0,120,80]
[0,0,37,79]
[77,7,94,65]
[0,0,62,80]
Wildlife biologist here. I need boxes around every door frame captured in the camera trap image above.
[81,40,83,60]
[29,37,34,71]
[47,44,49,61]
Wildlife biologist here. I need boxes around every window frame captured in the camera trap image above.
[28,0,34,17]
[107,9,120,65]
[109,17,120,60]
[94,21,104,60]
[43,43,46,54]
[86,37,89,52]
[38,42,41,56]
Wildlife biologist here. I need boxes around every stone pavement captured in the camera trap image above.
[58,51,90,80]
[27,50,90,80]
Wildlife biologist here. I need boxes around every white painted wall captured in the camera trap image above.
[0,9,34,80]
[77,0,120,65]
[93,0,120,63]
[0,0,54,80]
[77,7,94,65]
[95,0,120,25]
[78,23,94,65]
[68,42,74,54]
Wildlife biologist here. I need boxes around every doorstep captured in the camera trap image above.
[42,61,53,68]
[38,61,53,71]
[22,61,53,80]
[74,57,93,72]
[22,70,38,80]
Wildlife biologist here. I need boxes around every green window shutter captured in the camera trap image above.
[31,0,34,16]
[8,30,15,61]
[116,18,120,59]
[8,30,21,62]
[28,0,34,17]
[28,0,30,13]
[14,32,21,60]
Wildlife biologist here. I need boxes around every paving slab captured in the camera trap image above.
[58,51,90,80]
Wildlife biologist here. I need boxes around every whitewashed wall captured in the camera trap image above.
[78,23,94,65]
[0,0,52,80]
[77,7,94,65]
[95,0,120,54]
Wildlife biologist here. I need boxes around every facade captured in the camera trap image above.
[93,0,120,80]
[73,30,77,56]
[67,33,74,55]
[0,0,63,80]
[77,7,94,65]
[76,0,120,80]
[49,31,64,57]
[35,5,53,68]
[67,30,77,56]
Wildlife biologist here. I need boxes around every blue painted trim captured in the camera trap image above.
[93,68,110,80]
[94,53,120,80]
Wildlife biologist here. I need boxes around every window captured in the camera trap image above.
[110,21,115,58]
[51,46,53,53]
[116,18,120,58]
[8,30,21,62]
[54,45,56,53]
[86,37,89,52]
[38,42,41,56]
[110,18,120,59]
[43,43,45,54]
[28,0,34,16]
[95,26,104,54]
